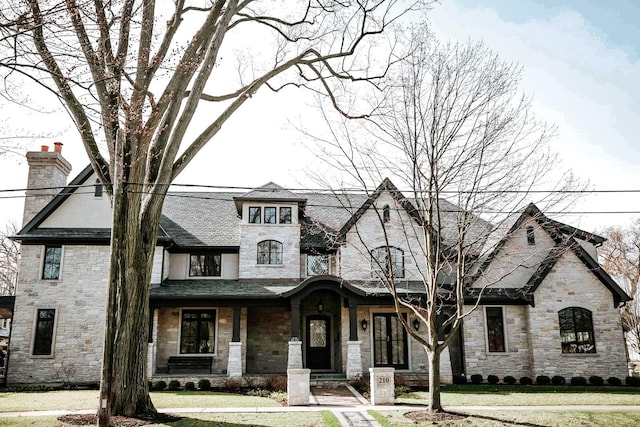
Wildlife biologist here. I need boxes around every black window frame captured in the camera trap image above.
[42,245,62,280]
[180,309,216,354]
[279,207,292,224]
[486,306,506,352]
[33,308,56,356]
[559,307,596,354]
[371,246,405,278]
[383,204,390,223]
[94,179,103,197]
[248,206,262,224]
[189,253,222,277]
[526,226,535,245]
[257,240,283,265]
[372,313,408,369]
[264,207,277,224]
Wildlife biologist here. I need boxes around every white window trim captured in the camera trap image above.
[30,306,58,359]
[484,305,509,355]
[40,245,64,281]
[177,307,219,356]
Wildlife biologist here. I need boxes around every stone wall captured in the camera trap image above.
[238,222,300,279]
[9,245,109,385]
[246,307,290,374]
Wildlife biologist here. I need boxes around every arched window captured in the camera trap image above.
[371,246,404,278]
[558,307,596,353]
[257,240,283,265]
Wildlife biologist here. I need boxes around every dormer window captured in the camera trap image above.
[264,207,277,224]
[94,179,103,197]
[279,207,292,224]
[249,207,262,224]
[526,226,535,245]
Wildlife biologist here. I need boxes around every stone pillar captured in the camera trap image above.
[287,340,303,369]
[228,342,243,377]
[146,308,158,378]
[369,367,395,405]
[346,341,363,379]
[287,368,310,406]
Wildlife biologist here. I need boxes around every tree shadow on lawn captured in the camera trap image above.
[58,413,270,426]
[405,410,546,427]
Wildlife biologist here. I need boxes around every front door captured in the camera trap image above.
[373,313,408,369]
[306,315,331,370]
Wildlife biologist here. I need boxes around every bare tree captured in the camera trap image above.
[0,0,426,423]
[0,222,19,296]
[306,34,580,412]
[598,219,640,359]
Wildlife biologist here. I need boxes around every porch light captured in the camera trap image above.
[361,319,368,331]
[317,301,324,312]
[413,318,421,331]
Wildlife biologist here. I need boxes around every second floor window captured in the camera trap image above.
[371,246,404,278]
[307,254,329,276]
[279,207,292,224]
[249,207,262,224]
[257,240,283,265]
[42,246,62,280]
[189,254,221,277]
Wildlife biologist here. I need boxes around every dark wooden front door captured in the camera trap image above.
[306,315,331,370]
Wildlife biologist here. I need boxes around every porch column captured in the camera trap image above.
[228,306,243,377]
[290,300,301,339]
[347,302,363,378]
[288,299,303,368]
[147,307,158,378]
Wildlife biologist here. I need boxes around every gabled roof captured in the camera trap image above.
[338,178,421,239]
[473,203,630,307]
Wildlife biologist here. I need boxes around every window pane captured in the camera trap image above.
[180,310,215,354]
[249,207,261,224]
[189,254,221,276]
[309,319,327,348]
[371,246,404,278]
[33,309,55,355]
[264,207,276,224]
[257,240,282,265]
[486,307,505,352]
[42,246,62,280]
[279,207,292,224]
[559,307,595,354]
[307,255,329,276]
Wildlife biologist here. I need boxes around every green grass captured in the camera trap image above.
[0,412,328,426]
[396,384,640,406]
[371,409,640,426]
[0,390,281,412]
[320,410,342,427]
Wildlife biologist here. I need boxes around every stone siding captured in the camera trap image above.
[155,307,234,374]
[238,223,300,279]
[246,307,290,374]
[9,245,109,385]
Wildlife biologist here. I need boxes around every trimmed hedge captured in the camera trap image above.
[536,375,550,385]
[470,374,483,384]
[503,376,516,385]
[570,376,587,386]
[184,381,196,391]
[519,376,533,385]
[588,376,604,386]
[152,380,167,391]
[607,377,622,386]
[198,379,211,391]
[626,376,640,387]
[168,380,181,391]
[551,376,566,386]
[453,374,467,384]
[487,375,500,385]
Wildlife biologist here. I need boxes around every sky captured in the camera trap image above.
[1,0,638,233]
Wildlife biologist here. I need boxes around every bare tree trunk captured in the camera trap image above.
[427,348,443,412]
[98,180,160,426]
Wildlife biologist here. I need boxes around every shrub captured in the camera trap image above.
[198,379,211,391]
[588,376,604,386]
[152,380,167,391]
[452,374,467,384]
[607,377,622,386]
[265,375,287,392]
[184,381,196,391]
[626,376,640,387]
[519,377,533,385]
[247,388,271,398]
[535,375,550,385]
[551,375,566,386]
[168,380,181,391]
[503,376,516,385]
[487,375,499,385]
[470,374,483,384]
[348,377,370,394]
[394,385,411,396]
[570,376,587,386]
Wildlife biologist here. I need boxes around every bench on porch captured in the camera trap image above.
[167,356,213,374]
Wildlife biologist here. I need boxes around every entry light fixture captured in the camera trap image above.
[361,319,368,331]
[317,301,324,313]
[413,318,421,331]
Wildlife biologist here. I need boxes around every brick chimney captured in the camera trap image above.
[22,143,72,226]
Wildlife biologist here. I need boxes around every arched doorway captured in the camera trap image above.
[301,290,341,372]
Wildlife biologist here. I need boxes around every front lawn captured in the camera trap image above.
[396,384,640,406]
